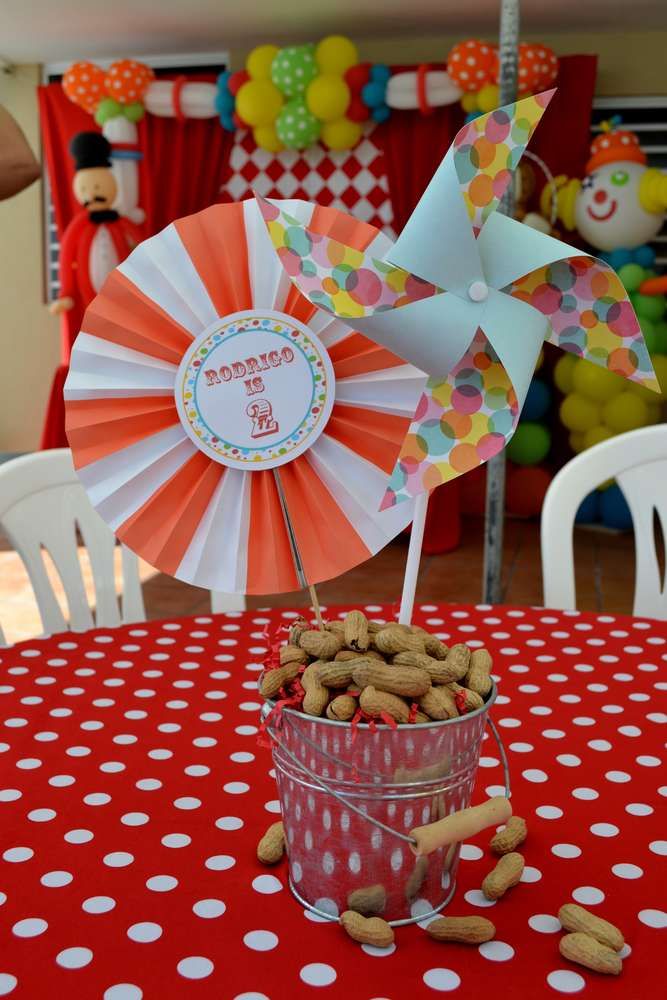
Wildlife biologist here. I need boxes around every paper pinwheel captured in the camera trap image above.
[64,200,425,594]
[258,90,659,508]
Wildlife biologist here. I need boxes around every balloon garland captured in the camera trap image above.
[447,39,559,119]
[63,59,155,124]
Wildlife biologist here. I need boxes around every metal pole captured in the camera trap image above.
[482,0,520,604]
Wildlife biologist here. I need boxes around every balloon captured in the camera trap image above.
[321,117,362,151]
[522,378,552,421]
[105,59,154,105]
[123,102,145,123]
[631,291,666,323]
[575,490,599,524]
[506,422,551,465]
[639,317,658,353]
[582,425,615,450]
[646,401,662,424]
[228,70,249,96]
[600,484,633,530]
[571,358,622,402]
[306,75,350,122]
[560,393,601,433]
[62,61,106,113]
[554,353,577,394]
[247,44,280,80]
[345,64,371,90]
[361,80,386,109]
[635,245,656,268]
[347,95,370,122]
[652,354,667,401]
[607,248,633,271]
[460,92,479,112]
[236,79,283,127]
[372,105,390,123]
[477,84,499,113]
[315,35,359,75]
[275,98,321,149]
[447,39,497,92]
[569,431,585,453]
[653,321,667,354]
[602,390,649,433]
[94,98,122,125]
[370,64,391,84]
[518,42,559,93]
[271,44,318,97]
[253,124,284,152]
[506,465,552,518]
[617,262,646,293]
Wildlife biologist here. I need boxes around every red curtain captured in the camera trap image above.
[37,75,234,448]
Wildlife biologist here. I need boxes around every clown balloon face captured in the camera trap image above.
[73,166,118,212]
[575,161,662,252]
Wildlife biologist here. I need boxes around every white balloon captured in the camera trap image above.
[574,161,664,251]
[386,70,462,110]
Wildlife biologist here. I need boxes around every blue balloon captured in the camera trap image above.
[215,90,235,114]
[633,244,656,268]
[575,490,599,524]
[522,378,552,422]
[371,104,391,123]
[465,111,482,123]
[607,248,633,270]
[370,63,391,84]
[219,111,236,132]
[599,484,633,530]
[361,80,386,109]
[217,70,231,88]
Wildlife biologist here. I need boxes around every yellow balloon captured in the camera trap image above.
[602,391,649,433]
[571,359,622,403]
[246,44,280,80]
[306,74,350,122]
[554,353,577,394]
[582,425,614,450]
[253,123,284,152]
[461,92,479,112]
[652,354,667,402]
[236,79,283,127]
[315,35,359,75]
[646,401,662,424]
[627,379,658,403]
[569,431,585,453]
[560,393,600,433]
[477,84,499,113]
[321,117,362,151]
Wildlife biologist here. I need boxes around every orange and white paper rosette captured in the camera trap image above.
[64,200,424,594]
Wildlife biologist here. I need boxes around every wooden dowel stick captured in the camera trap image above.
[309,584,325,631]
[398,491,429,625]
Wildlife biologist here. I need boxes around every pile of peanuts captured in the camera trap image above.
[259,610,493,723]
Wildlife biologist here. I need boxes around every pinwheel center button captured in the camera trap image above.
[468,280,489,302]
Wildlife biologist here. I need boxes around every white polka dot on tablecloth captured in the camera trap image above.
[0,789,21,802]
[184,765,210,777]
[215,816,243,831]
[264,800,281,814]
[177,956,214,979]
[161,833,190,849]
[3,846,33,862]
[127,922,162,943]
[146,874,178,892]
[572,886,604,905]
[464,889,496,908]
[460,844,484,861]
[82,896,116,914]
[639,909,667,928]
[528,913,561,933]
[509,743,533,753]
[193,899,226,918]
[56,947,93,969]
[103,851,134,867]
[41,870,72,887]
[530,706,552,716]
[650,840,667,855]
[243,930,278,952]
[121,812,149,826]
[204,855,236,871]
[590,823,619,838]
[612,863,643,879]
[547,969,586,993]
[16,758,41,770]
[588,739,612,751]
[605,770,631,783]
[83,793,111,807]
[571,787,598,801]
[136,778,161,791]
[536,806,563,820]
[626,803,653,816]
[552,844,582,859]
[479,940,514,961]
[422,968,461,991]
[223,782,249,795]
[174,796,201,811]
[103,985,143,1000]
[557,754,581,767]
[520,866,542,883]
[542,729,565,740]
[0,975,18,995]
[636,755,661,767]
[235,725,258,736]
[299,964,337,987]
[230,752,255,763]
[523,769,548,783]
[252,875,282,894]
[12,917,48,937]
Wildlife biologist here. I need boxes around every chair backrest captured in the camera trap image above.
[0,449,145,636]
[541,424,667,619]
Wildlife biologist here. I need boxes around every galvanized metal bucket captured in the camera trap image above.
[262,684,509,926]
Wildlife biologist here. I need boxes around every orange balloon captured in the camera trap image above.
[104,59,154,105]
[447,39,498,93]
[62,61,106,114]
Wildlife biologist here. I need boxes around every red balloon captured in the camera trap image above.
[228,70,249,97]
[347,95,370,122]
[232,110,247,129]
[345,62,371,91]
[506,464,552,518]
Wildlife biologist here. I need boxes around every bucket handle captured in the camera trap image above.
[265,713,511,851]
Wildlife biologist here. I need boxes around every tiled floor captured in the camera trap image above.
[0,516,637,644]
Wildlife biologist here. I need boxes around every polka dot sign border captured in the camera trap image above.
[0,604,665,997]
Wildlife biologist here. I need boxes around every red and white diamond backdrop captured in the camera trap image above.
[221,126,396,238]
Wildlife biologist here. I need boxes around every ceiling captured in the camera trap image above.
[3,0,666,64]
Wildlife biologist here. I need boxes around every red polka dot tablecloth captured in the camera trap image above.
[0,603,665,1000]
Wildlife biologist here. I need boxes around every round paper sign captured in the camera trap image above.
[175,310,335,471]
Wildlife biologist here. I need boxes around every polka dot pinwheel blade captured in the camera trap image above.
[64,200,424,594]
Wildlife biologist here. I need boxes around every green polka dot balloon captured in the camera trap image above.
[271,44,318,97]
[275,98,321,150]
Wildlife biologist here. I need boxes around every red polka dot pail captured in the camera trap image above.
[263,689,505,924]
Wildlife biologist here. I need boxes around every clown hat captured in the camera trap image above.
[586,119,646,174]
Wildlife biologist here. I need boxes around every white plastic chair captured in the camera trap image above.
[541,424,667,619]
[0,449,145,636]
